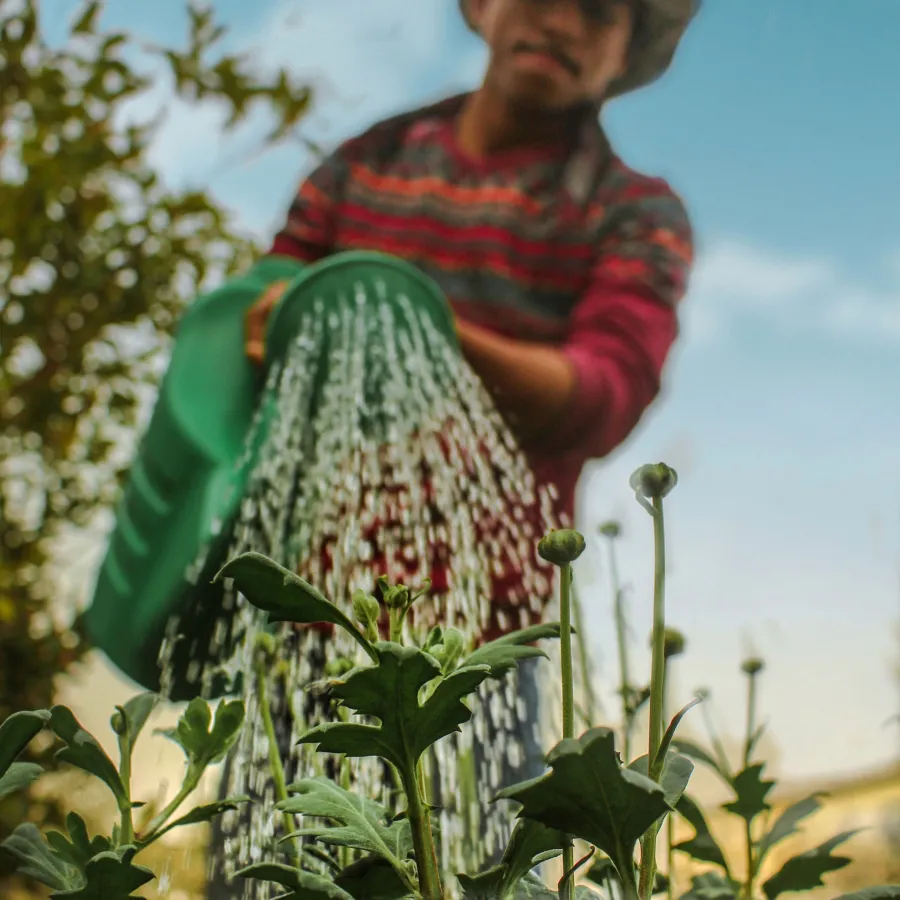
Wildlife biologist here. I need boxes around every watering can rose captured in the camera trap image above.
[537,529,586,566]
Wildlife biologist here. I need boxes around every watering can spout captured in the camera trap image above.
[84,251,457,698]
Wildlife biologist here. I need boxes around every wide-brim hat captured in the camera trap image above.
[459,0,700,98]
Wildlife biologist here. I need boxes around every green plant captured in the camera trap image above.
[213,463,698,900]
[672,659,872,899]
[0,693,246,897]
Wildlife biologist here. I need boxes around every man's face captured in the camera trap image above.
[469,0,635,112]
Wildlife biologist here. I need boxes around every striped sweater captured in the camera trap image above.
[268,93,693,629]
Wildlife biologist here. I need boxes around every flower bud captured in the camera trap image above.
[435,627,465,673]
[110,709,127,736]
[663,627,686,659]
[324,657,354,678]
[253,631,277,663]
[537,529,586,567]
[598,521,621,539]
[629,463,678,501]
[741,657,765,677]
[694,686,711,702]
[352,589,380,627]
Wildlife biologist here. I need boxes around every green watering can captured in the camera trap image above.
[85,251,458,699]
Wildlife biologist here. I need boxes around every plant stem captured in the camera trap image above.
[255,658,300,867]
[608,535,633,762]
[117,736,135,846]
[403,761,443,900]
[638,496,667,899]
[559,562,576,900]
[140,777,197,842]
[744,671,758,769]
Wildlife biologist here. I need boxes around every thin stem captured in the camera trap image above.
[140,776,197,843]
[559,563,576,900]
[117,736,135,846]
[571,578,599,724]
[608,536,633,761]
[744,672,758,769]
[742,817,756,900]
[700,701,733,781]
[255,658,300,867]
[403,761,442,900]
[638,496,667,899]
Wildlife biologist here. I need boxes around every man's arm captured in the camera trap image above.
[457,186,693,456]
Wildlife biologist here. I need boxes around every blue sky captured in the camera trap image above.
[47,1,900,784]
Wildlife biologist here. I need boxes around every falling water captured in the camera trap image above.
[155,278,596,897]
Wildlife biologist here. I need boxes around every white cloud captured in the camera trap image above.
[684,240,900,347]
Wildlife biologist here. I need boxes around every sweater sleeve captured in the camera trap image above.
[554,181,694,459]
[269,147,350,261]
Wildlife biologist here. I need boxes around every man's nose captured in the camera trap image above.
[535,0,587,39]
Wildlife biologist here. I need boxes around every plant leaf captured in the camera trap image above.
[143,796,249,843]
[496,727,670,873]
[45,813,113,871]
[722,763,776,823]
[628,752,694,811]
[160,697,244,770]
[280,779,412,873]
[0,709,51,777]
[462,624,561,677]
[116,693,160,750]
[671,738,731,783]
[458,871,557,899]
[680,871,738,900]
[237,862,356,899]
[0,761,43,802]
[654,698,701,769]
[761,830,858,900]
[756,793,823,865]
[299,644,493,769]
[49,706,127,805]
[333,855,413,899]
[456,820,563,898]
[673,794,729,872]
[51,848,155,899]
[216,553,376,661]
[1,823,81,892]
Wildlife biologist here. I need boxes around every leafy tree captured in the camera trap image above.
[0,0,313,892]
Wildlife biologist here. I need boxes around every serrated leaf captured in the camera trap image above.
[1,823,81,892]
[0,709,51,777]
[160,697,244,771]
[673,794,729,872]
[761,830,857,900]
[671,738,731,783]
[0,761,43,801]
[216,553,375,661]
[462,624,560,677]
[144,796,249,843]
[333,855,413,899]
[237,862,355,899]
[299,644,492,769]
[51,848,154,899]
[496,727,669,874]
[50,706,127,805]
[45,813,113,871]
[280,779,412,875]
[756,793,823,865]
[722,763,775,823]
[628,752,694,811]
[458,871,557,899]
[680,871,737,900]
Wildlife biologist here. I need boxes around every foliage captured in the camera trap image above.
[0,0,313,886]
[0,691,246,898]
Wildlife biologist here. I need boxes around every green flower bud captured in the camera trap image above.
[537,529,586,567]
[598,520,621,539]
[694,686,711,702]
[741,657,765,677]
[110,709,127,736]
[435,627,466,673]
[253,631,277,663]
[351,589,381,628]
[663,627,686,659]
[629,463,678,501]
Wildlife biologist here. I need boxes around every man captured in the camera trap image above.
[212,0,699,893]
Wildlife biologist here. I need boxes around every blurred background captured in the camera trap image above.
[2,0,898,896]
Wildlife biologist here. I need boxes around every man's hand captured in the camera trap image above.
[244,280,289,366]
